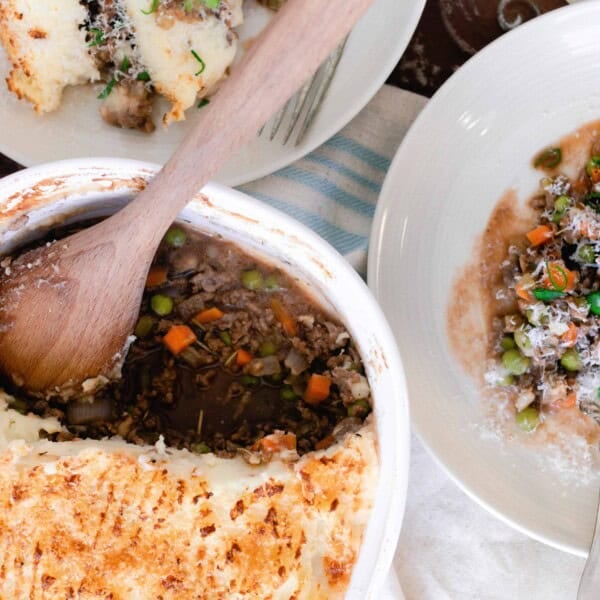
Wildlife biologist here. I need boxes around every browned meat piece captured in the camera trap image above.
[100,80,155,133]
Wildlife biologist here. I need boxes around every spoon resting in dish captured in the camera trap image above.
[0,0,375,394]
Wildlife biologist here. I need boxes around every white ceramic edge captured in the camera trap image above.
[367,1,595,558]
[219,0,427,186]
[0,158,411,596]
[0,0,425,186]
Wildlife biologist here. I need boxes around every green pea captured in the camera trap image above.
[164,226,187,248]
[514,329,532,354]
[240,374,260,387]
[264,274,283,290]
[586,156,600,176]
[533,288,565,302]
[191,442,211,454]
[525,308,548,327]
[554,195,571,212]
[587,291,600,316]
[259,340,278,357]
[552,195,571,222]
[497,374,515,387]
[219,330,232,346]
[578,245,596,264]
[534,148,561,169]
[502,349,530,375]
[280,385,297,401]
[134,314,156,337]
[241,269,264,291]
[150,294,173,316]
[560,348,582,371]
[347,399,370,418]
[516,406,539,432]
[500,336,516,351]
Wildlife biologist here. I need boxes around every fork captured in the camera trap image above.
[259,36,348,146]
[577,485,600,599]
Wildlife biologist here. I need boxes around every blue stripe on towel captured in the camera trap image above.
[303,153,382,194]
[324,134,391,173]
[245,190,368,256]
[275,166,375,217]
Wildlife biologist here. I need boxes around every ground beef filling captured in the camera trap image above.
[4,223,372,461]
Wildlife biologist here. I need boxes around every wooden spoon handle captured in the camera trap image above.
[121,0,374,241]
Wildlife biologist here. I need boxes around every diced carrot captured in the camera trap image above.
[554,392,577,410]
[543,262,576,292]
[194,307,224,324]
[236,348,253,366]
[315,435,335,451]
[526,224,553,247]
[515,279,533,301]
[271,298,298,337]
[253,432,296,453]
[561,322,578,347]
[145,266,168,288]
[163,325,197,355]
[304,373,331,406]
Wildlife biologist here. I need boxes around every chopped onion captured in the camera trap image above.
[247,355,281,376]
[350,375,370,400]
[284,348,308,375]
[67,397,113,425]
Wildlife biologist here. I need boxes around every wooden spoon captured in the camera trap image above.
[0,0,374,394]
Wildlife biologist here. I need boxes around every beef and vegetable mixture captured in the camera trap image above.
[490,146,600,433]
[5,223,372,461]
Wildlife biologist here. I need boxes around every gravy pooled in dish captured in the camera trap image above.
[2,221,372,462]
[449,120,600,457]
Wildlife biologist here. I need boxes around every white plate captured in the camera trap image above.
[0,0,424,186]
[368,2,600,556]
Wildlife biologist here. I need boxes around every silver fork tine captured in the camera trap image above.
[291,37,347,146]
[269,103,288,140]
[276,77,313,142]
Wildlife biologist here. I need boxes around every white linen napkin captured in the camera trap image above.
[241,84,586,599]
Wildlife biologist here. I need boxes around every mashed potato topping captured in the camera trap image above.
[0,0,247,130]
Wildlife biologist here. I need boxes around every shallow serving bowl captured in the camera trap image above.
[0,158,409,598]
[369,2,600,556]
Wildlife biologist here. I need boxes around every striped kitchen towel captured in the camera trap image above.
[238,86,427,275]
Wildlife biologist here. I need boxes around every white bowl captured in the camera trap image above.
[0,158,409,598]
[369,2,600,556]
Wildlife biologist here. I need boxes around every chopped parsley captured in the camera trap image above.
[137,71,151,82]
[87,28,104,47]
[97,78,116,100]
[142,0,159,14]
[184,0,221,10]
[191,49,206,76]
[197,98,210,109]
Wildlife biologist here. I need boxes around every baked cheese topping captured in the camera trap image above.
[0,419,377,599]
